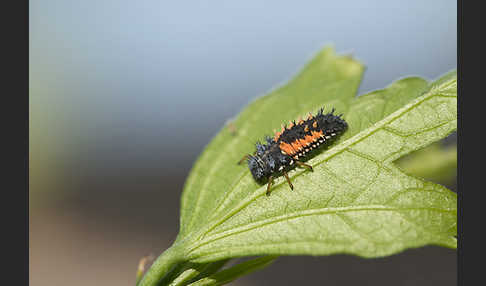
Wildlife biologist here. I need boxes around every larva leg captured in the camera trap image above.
[266,175,274,196]
[296,161,313,172]
[283,171,294,190]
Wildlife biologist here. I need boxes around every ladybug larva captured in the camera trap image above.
[238,107,348,195]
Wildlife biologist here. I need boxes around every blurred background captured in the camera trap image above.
[29,0,457,285]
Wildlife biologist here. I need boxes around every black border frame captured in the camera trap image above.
[4,0,29,285]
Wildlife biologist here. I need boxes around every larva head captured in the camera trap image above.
[247,141,273,181]
[247,155,266,181]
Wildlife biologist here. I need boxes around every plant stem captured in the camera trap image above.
[187,256,278,286]
[137,244,184,286]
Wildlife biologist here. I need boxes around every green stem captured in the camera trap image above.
[187,256,278,286]
[137,244,184,286]
[169,260,230,286]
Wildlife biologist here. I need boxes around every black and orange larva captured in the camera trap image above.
[238,107,348,195]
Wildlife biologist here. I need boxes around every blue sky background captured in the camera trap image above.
[30,1,456,181]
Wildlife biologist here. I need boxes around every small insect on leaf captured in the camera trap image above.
[239,107,347,195]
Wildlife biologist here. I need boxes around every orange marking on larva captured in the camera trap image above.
[292,141,302,151]
[307,113,313,119]
[279,142,297,155]
[313,121,318,128]
[304,125,309,132]
[304,135,315,145]
[300,137,310,148]
[311,130,323,139]
[287,122,294,129]
[298,138,308,147]
[298,119,304,125]
[274,131,282,142]
[280,131,323,157]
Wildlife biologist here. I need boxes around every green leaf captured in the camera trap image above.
[137,47,457,286]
